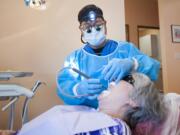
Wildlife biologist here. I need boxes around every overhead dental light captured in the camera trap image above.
[24,0,47,10]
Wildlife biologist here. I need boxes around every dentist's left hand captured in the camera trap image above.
[102,58,134,83]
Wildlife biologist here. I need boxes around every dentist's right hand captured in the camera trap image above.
[76,79,104,96]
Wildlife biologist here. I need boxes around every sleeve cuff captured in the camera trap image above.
[132,57,139,71]
[73,83,79,96]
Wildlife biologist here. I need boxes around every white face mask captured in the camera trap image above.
[82,25,106,47]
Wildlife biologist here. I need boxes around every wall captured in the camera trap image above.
[0,0,125,129]
[125,0,159,46]
[158,0,180,93]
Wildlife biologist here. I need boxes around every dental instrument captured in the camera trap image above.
[59,67,108,98]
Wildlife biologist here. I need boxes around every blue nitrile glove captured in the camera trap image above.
[76,79,104,97]
[100,79,108,89]
[102,58,134,83]
[90,67,109,90]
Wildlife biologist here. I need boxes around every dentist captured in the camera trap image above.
[57,4,160,108]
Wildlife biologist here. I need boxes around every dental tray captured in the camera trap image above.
[0,71,33,80]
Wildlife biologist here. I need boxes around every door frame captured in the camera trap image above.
[137,25,159,48]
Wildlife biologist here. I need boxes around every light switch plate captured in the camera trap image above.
[175,52,180,60]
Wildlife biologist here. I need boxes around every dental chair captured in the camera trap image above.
[0,71,44,130]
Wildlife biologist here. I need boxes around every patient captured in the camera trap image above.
[99,73,180,135]
[18,105,131,135]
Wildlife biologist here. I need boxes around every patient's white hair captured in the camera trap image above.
[125,73,167,130]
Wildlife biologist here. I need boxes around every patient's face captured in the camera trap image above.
[98,81,134,119]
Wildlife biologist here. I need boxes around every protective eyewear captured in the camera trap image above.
[79,20,106,33]
[122,75,135,86]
